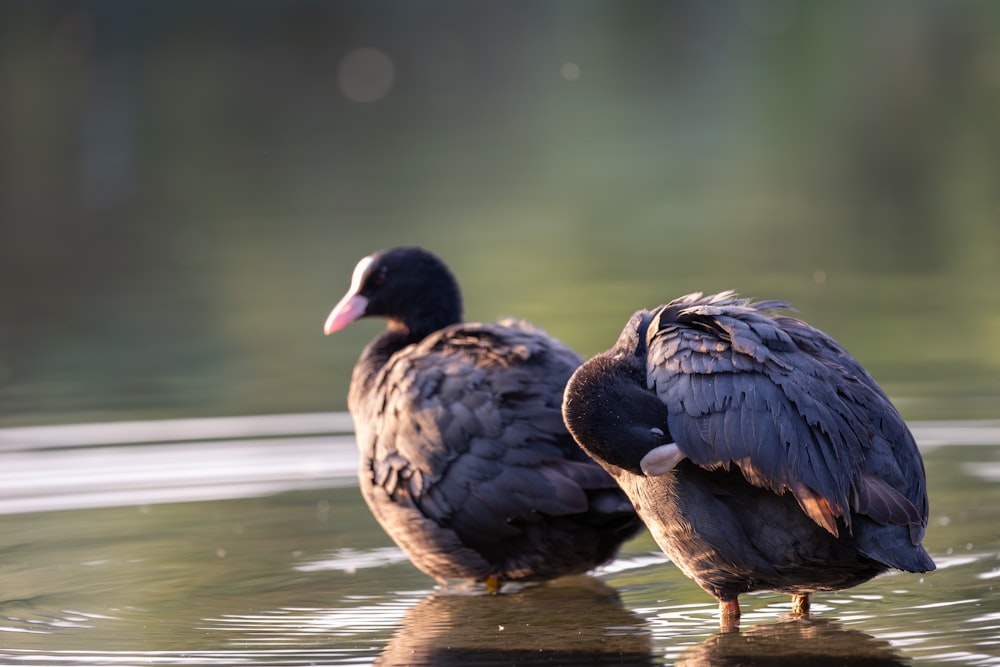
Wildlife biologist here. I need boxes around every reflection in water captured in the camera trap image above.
[0,413,358,515]
[0,420,998,665]
[676,618,907,667]
[376,577,653,666]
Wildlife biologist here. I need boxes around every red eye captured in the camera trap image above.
[370,267,388,286]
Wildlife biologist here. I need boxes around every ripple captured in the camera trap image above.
[0,608,116,636]
[0,415,996,665]
[0,434,357,514]
[0,648,366,665]
[201,596,421,643]
[962,461,1000,482]
[594,551,671,575]
[293,546,410,573]
[0,413,355,449]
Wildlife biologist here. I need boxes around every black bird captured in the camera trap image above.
[562,291,934,625]
[323,247,641,592]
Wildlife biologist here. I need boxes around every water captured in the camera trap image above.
[3,2,1000,428]
[0,414,997,666]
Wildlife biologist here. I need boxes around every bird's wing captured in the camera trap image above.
[646,293,927,538]
[360,321,613,546]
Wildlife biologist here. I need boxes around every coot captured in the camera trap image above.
[562,291,934,624]
[324,247,641,592]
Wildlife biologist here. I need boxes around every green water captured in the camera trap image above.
[1,1,998,427]
[0,417,997,665]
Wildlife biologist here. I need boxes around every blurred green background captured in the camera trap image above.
[1,0,998,427]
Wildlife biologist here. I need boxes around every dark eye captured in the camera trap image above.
[370,266,388,286]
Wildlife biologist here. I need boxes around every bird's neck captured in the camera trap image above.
[348,329,411,417]
[349,301,461,409]
[361,327,415,370]
[352,320,439,387]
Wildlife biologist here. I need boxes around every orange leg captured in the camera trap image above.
[719,598,741,633]
[719,598,741,617]
[791,593,810,616]
[484,574,502,595]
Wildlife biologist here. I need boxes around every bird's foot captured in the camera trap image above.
[791,593,810,617]
[484,574,502,595]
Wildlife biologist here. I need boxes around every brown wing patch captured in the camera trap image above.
[794,485,841,537]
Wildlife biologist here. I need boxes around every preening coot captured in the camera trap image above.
[324,247,641,592]
[562,291,934,625]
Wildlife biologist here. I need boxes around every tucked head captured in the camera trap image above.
[323,247,463,337]
[563,350,672,477]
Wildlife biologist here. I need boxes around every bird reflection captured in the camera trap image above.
[376,576,653,666]
[676,617,908,667]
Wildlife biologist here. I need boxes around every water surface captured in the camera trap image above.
[0,414,998,665]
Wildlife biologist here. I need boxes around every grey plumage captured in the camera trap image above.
[325,247,641,589]
[563,290,934,619]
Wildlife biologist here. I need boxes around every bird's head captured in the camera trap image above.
[323,246,463,338]
[563,313,673,476]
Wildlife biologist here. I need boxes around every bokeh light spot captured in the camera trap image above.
[337,47,395,103]
[561,62,581,81]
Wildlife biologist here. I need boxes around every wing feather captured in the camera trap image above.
[646,293,928,539]
[354,321,628,551]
